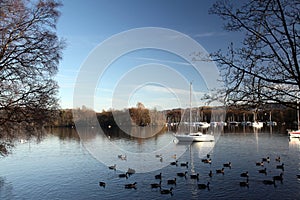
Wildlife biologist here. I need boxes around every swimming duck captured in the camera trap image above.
[150,181,161,189]
[258,168,267,175]
[155,173,162,179]
[223,162,232,168]
[275,156,281,162]
[167,178,176,185]
[125,182,137,189]
[273,173,283,182]
[177,171,187,177]
[99,181,106,188]
[263,179,276,186]
[262,156,270,163]
[127,168,136,175]
[216,168,224,174]
[119,173,128,178]
[190,173,199,179]
[160,187,173,195]
[240,171,249,178]
[239,179,249,188]
[198,182,210,190]
[108,164,116,170]
[170,160,178,166]
[256,161,264,166]
[276,163,284,170]
[202,158,212,164]
[180,162,188,167]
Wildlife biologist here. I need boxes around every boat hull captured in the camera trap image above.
[288,130,300,138]
[174,133,214,142]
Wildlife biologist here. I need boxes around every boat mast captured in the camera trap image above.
[189,82,192,134]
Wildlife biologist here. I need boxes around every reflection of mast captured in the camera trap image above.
[189,82,192,134]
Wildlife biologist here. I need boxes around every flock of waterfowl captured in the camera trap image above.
[99,154,300,196]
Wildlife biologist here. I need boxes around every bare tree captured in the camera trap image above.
[0,0,65,155]
[209,0,300,110]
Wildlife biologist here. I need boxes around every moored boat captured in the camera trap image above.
[174,132,214,142]
[288,130,300,138]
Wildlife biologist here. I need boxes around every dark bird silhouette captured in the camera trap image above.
[256,161,264,166]
[170,160,178,166]
[160,187,173,195]
[240,171,249,178]
[125,182,137,189]
[263,179,276,187]
[223,162,232,168]
[177,171,187,177]
[273,173,283,182]
[258,168,267,175]
[167,178,176,185]
[262,156,270,163]
[216,168,224,174]
[151,181,161,189]
[198,182,210,190]
[108,164,116,170]
[240,179,249,188]
[190,173,199,179]
[275,156,281,162]
[119,172,128,179]
[180,162,188,167]
[155,173,162,179]
[276,163,284,170]
[99,182,106,188]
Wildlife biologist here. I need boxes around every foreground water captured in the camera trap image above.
[0,126,299,199]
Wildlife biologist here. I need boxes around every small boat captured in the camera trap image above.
[252,121,264,128]
[174,132,214,142]
[288,130,300,138]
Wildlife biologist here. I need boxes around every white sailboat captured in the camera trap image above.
[174,82,214,142]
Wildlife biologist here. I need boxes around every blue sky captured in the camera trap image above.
[56,0,242,111]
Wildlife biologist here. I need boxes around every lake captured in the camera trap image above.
[0,125,299,199]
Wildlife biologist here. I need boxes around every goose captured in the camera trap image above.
[198,182,210,189]
[263,179,276,186]
[180,162,188,167]
[209,170,213,177]
[108,164,116,170]
[177,171,187,177]
[119,173,128,178]
[167,178,176,185]
[125,182,137,189]
[239,179,249,187]
[170,160,178,166]
[155,173,162,179]
[223,162,232,168]
[273,173,283,182]
[276,163,284,170]
[275,156,281,162]
[190,173,199,179]
[160,187,173,195]
[256,161,264,166]
[99,181,106,188]
[258,168,267,175]
[216,168,224,174]
[262,156,270,163]
[150,181,161,189]
[240,171,249,178]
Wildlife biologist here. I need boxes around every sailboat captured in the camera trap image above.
[174,82,214,142]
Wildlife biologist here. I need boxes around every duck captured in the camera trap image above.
[223,162,232,168]
[125,182,137,189]
[99,181,106,188]
[167,178,176,185]
[108,164,116,170]
[160,187,173,195]
[240,171,249,178]
[190,173,199,179]
[258,168,267,175]
[209,170,213,177]
[276,163,284,170]
[256,161,264,166]
[202,158,212,164]
[150,181,161,189]
[216,168,224,174]
[155,173,162,179]
[177,171,187,177]
[127,168,136,175]
[275,156,281,162]
[180,162,188,167]
[239,179,249,188]
[262,156,270,163]
[172,154,177,159]
[198,182,210,190]
[155,154,162,158]
[273,172,283,182]
[297,175,300,179]
[118,155,127,160]
[170,160,178,166]
[119,172,128,178]
[206,154,210,158]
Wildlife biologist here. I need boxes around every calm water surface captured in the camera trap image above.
[0,126,299,199]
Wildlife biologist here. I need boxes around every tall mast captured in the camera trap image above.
[189,82,192,134]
